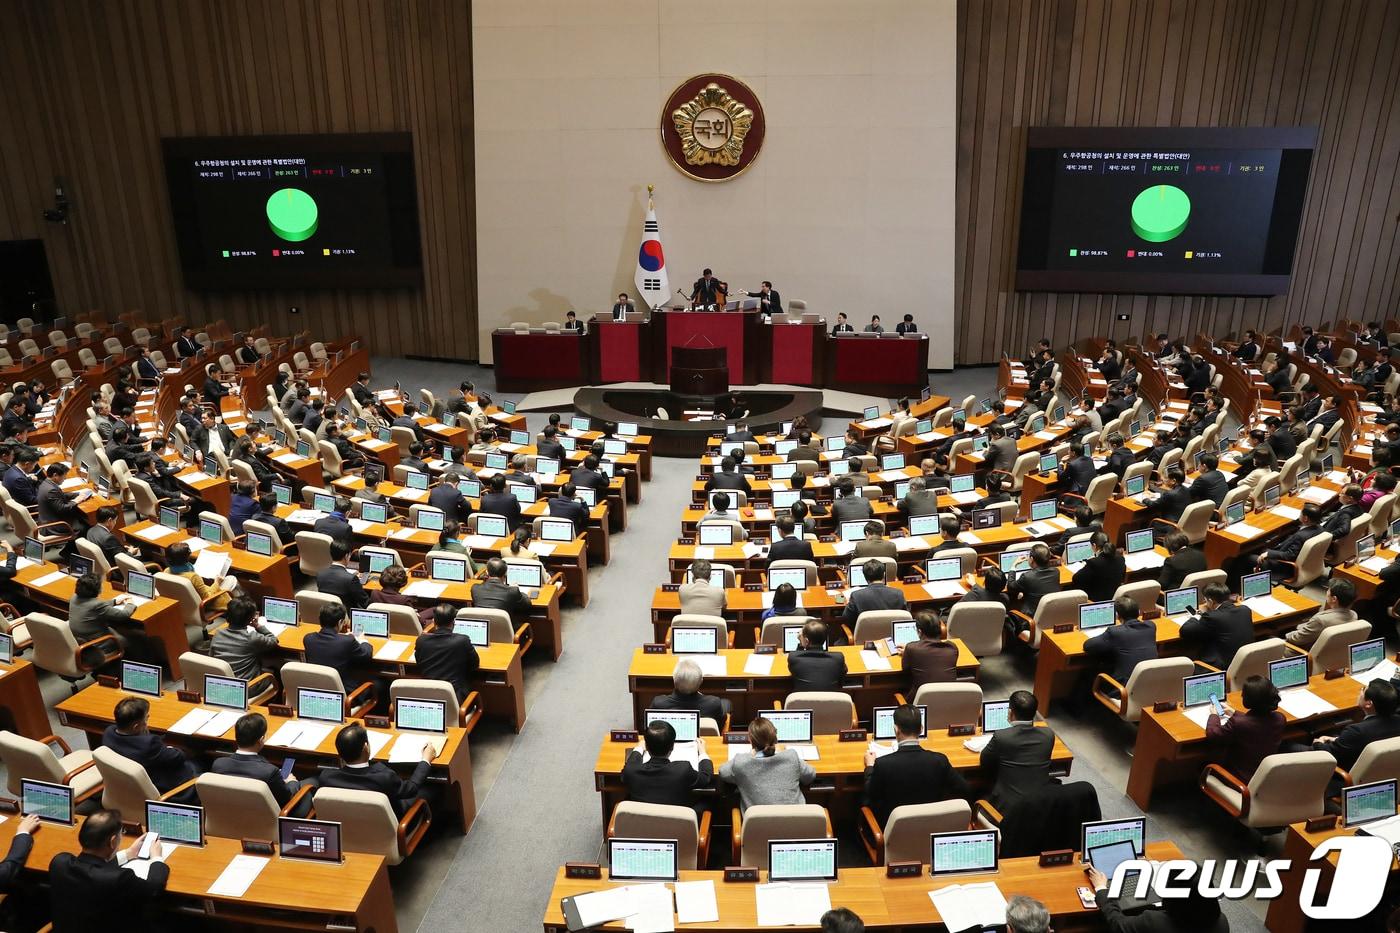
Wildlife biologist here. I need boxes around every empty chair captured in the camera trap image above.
[195,772,310,840]
[947,602,1005,658]
[16,338,38,359]
[311,787,431,865]
[1093,656,1195,722]
[850,609,912,643]
[294,531,335,577]
[279,661,375,719]
[51,359,74,383]
[370,602,423,637]
[1342,736,1400,787]
[859,800,972,865]
[1225,639,1295,693]
[1307,620,1372,675]
[1009,589,1088,649]
[1200,751,1335,830]
[668,614,730,648]
[608,801,710,870]
[757,616,818,646]
[91,746,195,819]
[732,804,830,869]
[1113,580,1161,611]
[294,590,344,626]
[103,337,124,356]
[767,559,819,588]
[455,606,531,654]
[907,682,982,730]
[0,731,102,803]
[78,347,98,368]
[390,678,481,730]
[178,652,277,706]
[781,692,855,733]
[1181,568,1227,591]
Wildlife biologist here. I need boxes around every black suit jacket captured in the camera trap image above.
[429,483,473,523]
[651,690,728,724]
[0,830,32,889]
[212,751,294,807]
[570,466,610,494]
[414,630,480,701]
[622,750,713,807]
[787,649,847,692]
[1011,567,1060,615]
[546,495,590,533]
[49,851,169,931]
[257,510,296,544]
[1159,547,1206,592]
[1093,890,1229,932]
[980,722,1057,810]
[864,743,971,825]
[1070,551,1126,603]
[100,726,197,794]
[175,335,200,358]
[1083,619,1158,683]
[316,759,431,817]
[706,471,752,494]
[1180,603,1254,669]
[479,490,523,530]
[303,628,374,690]
[1153,484,1192,525]
[536,439,567,461]
[1063,456,1097,495]
[1326,713,1400,771]
[768,536,816,564]
[316,564,369,610]
[1189,470,1229,507]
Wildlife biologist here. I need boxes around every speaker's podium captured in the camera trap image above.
[593,311,649,382]
[670,343,728,396]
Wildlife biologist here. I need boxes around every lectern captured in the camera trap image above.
[670,345,728,395]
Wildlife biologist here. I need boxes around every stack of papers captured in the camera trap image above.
[266,720,334,750]
[829,540,856,557]
[1277,688,1337,719]
[755,883,831,926]
[1243,595,1293,618]
[1298,486,1334,504]
[348,518,375,533]
[894,535,930,552]
[1361,556,1392,574]
[743,654,775,675]
[568,885,672,931]
[962,734,992,753]
[1352,659,1400,684]
[285,509,322,524]
[463,534,500,548]
[181,471,212,483]
[950,491,981,505]
[207,854,269,897]
[366,730,394,758]
[1223,521,1266,539]
[194,549,232,582]
[692,546,715,560]
[929,882,1008,931]
[781,744,820,761]
[1182,705,1215,729]
[374,641,410,661]
[131,525,179,542]
[674,880,718,924]
[1359,814,1400,846]
[923,580,966,600]
[957,531,982,546]
[30,570,68,588]
[642,742,706,768]
[168,708,241,738]
[683,655,728,677]
[867,740,897,760]
[403,580,447,599]
[860,649,892,671]
[1270,506,1303,521]
[1033,430,1059,441]
[1124,550,1165,571]
[860,417,892,429]
[388,733,443,763]
[273,453,302,464]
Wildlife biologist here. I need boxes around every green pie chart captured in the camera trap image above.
[1131,184,1190,242]
[266,188,318,242]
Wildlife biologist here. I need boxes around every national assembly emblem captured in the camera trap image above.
[661,75,765,182]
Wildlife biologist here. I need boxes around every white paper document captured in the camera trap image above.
[755,882,831,926]
[569,886,648,929]
[374,641,410,661]
[956,531,982,546]
[366,729,394,758]
[1270,506,1303,521]
[781,744,820,761]
[1361,556,1392,574]
[167,708,220,735]
[1124,551,1165,572]
[1298,486,1334,504]
[743,654,775,675]
[388,733,442,763]
[673,879,719,924]
[286,509,322,524]
[181,471,212,483]
[950,491,981,505]
[1223,521,1266,539]
[962,734,993,753]
[860,649,892,671]
[686,654,728,678]
[463,534,500,548]
[266,721,334,751]
[131,525,179,542]
[1277,688,1337,719]
[194,709,241,738]
[1243,595,1293,618]
[860,417,892,429]
[348,518,374,532]
[928,881,1008,932]
[403,580,447,599]
[193,549,232,581]
[923,580,966,600]
[30,570,68,588]
[623,883,675,932]
[207,854,269,898]
[692,546,715,560]
[1358,813,1400,846]
[1353,659,1399,685]
[1182,705,1215,729]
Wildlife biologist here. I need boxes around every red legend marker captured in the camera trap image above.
[1126,249,1135,258]
[272,249,280,257]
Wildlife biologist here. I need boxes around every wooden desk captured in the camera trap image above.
[624,645,978,728]
[57,683,478,831]
[1126,671,1362,809]
[121,520,295,600]
[364,576,566,661]
[0,811,398,933]
[1331,545,1395,601]
[274,624,528,731]
[16,562,191,678]
[0,658,52,739]
[1033,586,1321,705]
[1203,484,1344,568]
[592,726,1070,828]
[540,843,1183,931]
[1266,808,1399,933]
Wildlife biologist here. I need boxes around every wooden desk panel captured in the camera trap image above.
[0,658,52,739]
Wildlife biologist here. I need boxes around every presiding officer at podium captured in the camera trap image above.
[690,268,724,309]
[610,293,631,321]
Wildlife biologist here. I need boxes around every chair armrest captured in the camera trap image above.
[345,682,376,719]
[1334,767,1353,787]
[695,808,713,867]
[973,799,1004,829]
[459,691,483,732]
[1149,518,1181,533]
[396,797,432,857]
[858,806,885,863]
[279,782,316,816]
[513,622,534,654]
[247,672,278,704]
[39,733,73,756]
[0,602,20,622]
[1090,673,1127,716]
[1008,609,1034,631]
[1200,763,1250,817]
[159,777,199,802]
[75,634,122,671]
[1283,642,1311,658]
[772,699,784,710]
[1059,493,1088,509]
[1274,559,1300,583]
[841,624,853,644]
[1193,661,1222,674]
[893,693,909,707]
[731,807,743,866]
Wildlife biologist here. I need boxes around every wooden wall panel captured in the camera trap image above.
[956,0,1400,364]
[0,0,476,359]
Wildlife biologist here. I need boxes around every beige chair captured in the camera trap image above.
[1120,460,1153,495]
[905,683,982,730]
[1092,656,1195,723]
[1340,736,1400,787]
[935,546,980,576]
[155,572,225,644]
[1113,580,1161,613]
[1225,638,1294,693]
[1370,493,1399,538]
[947,602,1005,657]
[1201,751,1334,829]
[300,485,333,507]
[196,772,311,840]
[280,661,375,718]
[851,609,912,643]
[1153,499,1215,546]
[28,611,121,687]
[767,559,819,588]
[1308,620,1372,675]
[608,801,711,870]
[733,804,831,869]
[0,731,102,802]
[1181,568,1227,591]
[851,555,899,585]
[859,800,972,865]
[243,518,288,553]
[455,606,532,655]
[780,692,855,733]
[294,531,335,577]
[92,746,196,820]
[757,616,818,646]
[74,537,114,579]
[318,440,354,479]
[0,603,32,651]
[369,602,423,637]
[51,359,75,383]
[1331,515,1371,564]
[1277,532,1333,589]
[668,614,730,648]
[178,652,277,706]
[390,678,481,730]
[391,426,418,457]
[311,787,431,865]
[1218,484,1251,519]
[78,347,98,369]
[1010,589,1088,649]
[295,590,344,627]
[5,499,75,553]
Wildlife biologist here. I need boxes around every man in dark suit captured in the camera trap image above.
[102,697,198,799]
[472,557,533,629]
[429,471,474,524]
[1306,394,1341,438]
[48,809,168,931]
[1297,383,1322,421]
[788,620,848,692]
[1062,448,1097,496]
[831,479,875,523]
[415,604,480,702]
[787,431,821,462]
[256,491,296,544]
[863,704,970,824]
[317,723,433,817]
[546,482,591,534]
[689,268,722,308]
[768,515,815,564]
[897,476,940,520]
[1053,505,1100,554]
[479,473,523,531]
[705,457,752,495]
[1251,503,1326,582]
[831,312,855,335]
[1145,468,1192,534]
[979,690,1056,812]
[839,429,870,460]
[1159,531,1206,592]
[1322,484,1366,538]
[174,325,200,358]
[745,281,782,316]
[900,611,960,695]
[237,334,261,365]
[841,560,908,634]
[1189,453,1230,507]
[1009,544,1059,621]
[304,602,374,692]
[563,310,585,332]
[1180,582,1255,670]
[212,713,310,813]
[622,720,713,808]
[1083,597,1158,695]
[570,453,611,496]
[37,462,88,528]
[1313,679,1400,772]
[1101,433,1134,480]
[349,372,376,409]
[536,425,567,462]
[316,539,369,609]
[651,658,729,724]
[2,448,39,507]
[610,293,632,321]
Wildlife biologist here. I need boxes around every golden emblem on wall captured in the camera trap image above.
[660,74,766,183]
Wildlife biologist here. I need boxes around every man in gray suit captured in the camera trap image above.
[37,463,89,529]
[68,572,138,669]
[984,424,1019,474]
[210,596,281,680]
[896,476,940,520]
[679,559,727,616]
[831,479,875,523]
[1285,577,1359,648]
[979,689,1056,809]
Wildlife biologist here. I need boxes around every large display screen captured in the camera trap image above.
[1016,127,1316,295]
[162,133,421,289]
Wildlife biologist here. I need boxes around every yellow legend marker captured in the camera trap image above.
[323,248,331,256]
[1184,251,1193,259]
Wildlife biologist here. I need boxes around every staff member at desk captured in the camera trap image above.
[37,462,89,529]
[564,309,585,332]
[48,809,168,932]
[69,572,140,669]
[1311,678,1400,775]
[862,703,970,825]
[980,690,1056,810]
[610,293,632,320]
[1008,544,1059,643]
[2,447,39,506]
[1070,531,1125,603]
[546,482,590,535]
[213,713,312,815]
[895,314,918,335]
[719,717,816,813]
[832,313,854,335]
[305,602,374,697]
[622,720,713,809]
[1157,531,1205,592]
